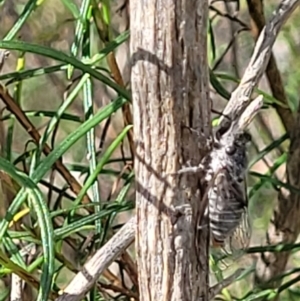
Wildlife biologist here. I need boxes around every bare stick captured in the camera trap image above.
[0,50,9,73]
[55,217,135,301]
[233,95,264,132]
[208,268,244,300]
[10,274,23,301]
[219,0,299,128]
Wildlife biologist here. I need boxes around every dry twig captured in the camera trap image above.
[55,217,135,301]
[208,268,244,300]
[209,5,250,29]
[246,0,292,131]
[0,85,92,206]
[0,50,9,73]
[220,0,299,128]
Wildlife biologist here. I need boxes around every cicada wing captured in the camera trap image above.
[209,168,246,243]
[208,170,231,246]
[210,174,251,267]
[227,207,251,252]
[224,177,251,256]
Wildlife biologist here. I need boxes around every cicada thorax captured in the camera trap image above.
[205,127,252,260]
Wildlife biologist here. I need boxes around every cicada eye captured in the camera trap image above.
[225,145,236,155]
[236,132,251,144]
[215,124,230,140]
[213,129,223,148]
[215,128,222,141]
[244,132,252,142]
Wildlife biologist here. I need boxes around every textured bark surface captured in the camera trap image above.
[130,0,211,300]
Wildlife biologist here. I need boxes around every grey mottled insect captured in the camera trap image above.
[175,122,252,254]
[204,125,251,253]
[176,97,262,257]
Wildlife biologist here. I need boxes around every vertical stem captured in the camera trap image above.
[131,0,211,300]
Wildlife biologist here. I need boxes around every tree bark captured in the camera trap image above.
[131,0,211,300]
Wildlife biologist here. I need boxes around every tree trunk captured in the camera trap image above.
[130,0,211,300]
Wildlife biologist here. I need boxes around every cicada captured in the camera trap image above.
[204,126,252,255]
[176,124,252,256]
[176,97,263,257]
[206,96,264,255]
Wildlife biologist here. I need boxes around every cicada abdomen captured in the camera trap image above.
[205,128,252,257]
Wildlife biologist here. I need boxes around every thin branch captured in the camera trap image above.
[212,27,249,71]
[55,217,135,301]
[10,274,23,301]
[120,245,138,288]
[246,0,293,130]
[208,268,244,300]
[98,281,138,300]
[0,85,92,206]
[0,50,9,73]
[224,1,240,77]
[92,6,134,159]
[219,0,300,128]
[107,52,135,157]
[237,95,264,130]
[209,5,250,29]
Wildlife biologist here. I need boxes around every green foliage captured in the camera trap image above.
[0,1,134,300]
